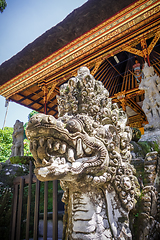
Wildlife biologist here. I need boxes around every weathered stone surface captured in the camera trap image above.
[139,62,160,149]
[139,62,160,130]
[139,129,160,146]
[26,67,140,239]
[130,150,160,240]
[10,120,24,157]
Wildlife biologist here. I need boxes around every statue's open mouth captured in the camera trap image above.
[26,115,108,180]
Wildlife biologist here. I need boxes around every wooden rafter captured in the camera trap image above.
[96,61,110,81]
[128,114,147,128]
[106,59,123,78]
[148,30,160,55]
[110,75,119,96]
[91,60,103,76]
[112,88,146,126]
[123,45,143,57]
[38,75,65,104]
[105,69,114,89]
[126,98,147,121]
[54,86,60,94]
[111,88,144,100]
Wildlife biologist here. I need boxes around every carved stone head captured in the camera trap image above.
[26,68,138,197]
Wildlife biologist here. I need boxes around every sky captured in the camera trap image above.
[0,0,87,129]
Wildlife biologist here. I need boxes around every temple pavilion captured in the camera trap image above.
[0,0,160,132]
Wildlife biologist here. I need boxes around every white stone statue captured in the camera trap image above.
[26,67,141,239]
[139,62,160,129]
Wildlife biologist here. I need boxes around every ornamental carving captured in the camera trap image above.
[139,62,160,129]
[26,67,142,239]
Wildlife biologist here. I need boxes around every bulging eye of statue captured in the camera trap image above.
[66,119,82,133]
[85,75,91,81]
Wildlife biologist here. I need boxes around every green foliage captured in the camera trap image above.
[24,139,32,156]
[0,127,32,163]
[138,141,152,153]
[0,162,31,239]
[0,127,13,162]
[23,122,28,139]
[0,0,7,13]
[28,110,38,121]
[24,110,38,138]
[152,141,160,152]
[38,181,64,218]
[20,184,36,238]
[138,141,160,156]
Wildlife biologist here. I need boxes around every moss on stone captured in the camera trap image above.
[10,156,34,165]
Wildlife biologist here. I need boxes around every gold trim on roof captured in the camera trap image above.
[0,0,159,99]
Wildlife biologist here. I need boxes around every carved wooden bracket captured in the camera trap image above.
[38,82,48,104]
[114,91,126,111]
[123,45,143,57]
[147,30,160,56]
[47,81,58,102]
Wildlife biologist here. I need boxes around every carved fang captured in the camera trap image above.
[68,148,75,162]
[47,138,53,149]
[42,159,50,166]
[53,141,60,151]
[83,143,93,155]
[59,143,67,154]
[77,138,84,157]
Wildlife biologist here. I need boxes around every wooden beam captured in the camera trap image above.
[111,88,144,100]
[129,114,148,127]
[124,71,129,92]
[96,61,110,81]
[123,45,143,57]
[106,58,123,78]
[91,60,103,76]
[120,98,127,111]
[112,88,147,125]
[141,38,150,65]
[148,30,160,56]
[55,86,60,93]
[126,98,147,121]
[109,75,119,96]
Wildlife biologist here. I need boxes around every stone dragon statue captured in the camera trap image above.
[26,67,140,240]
